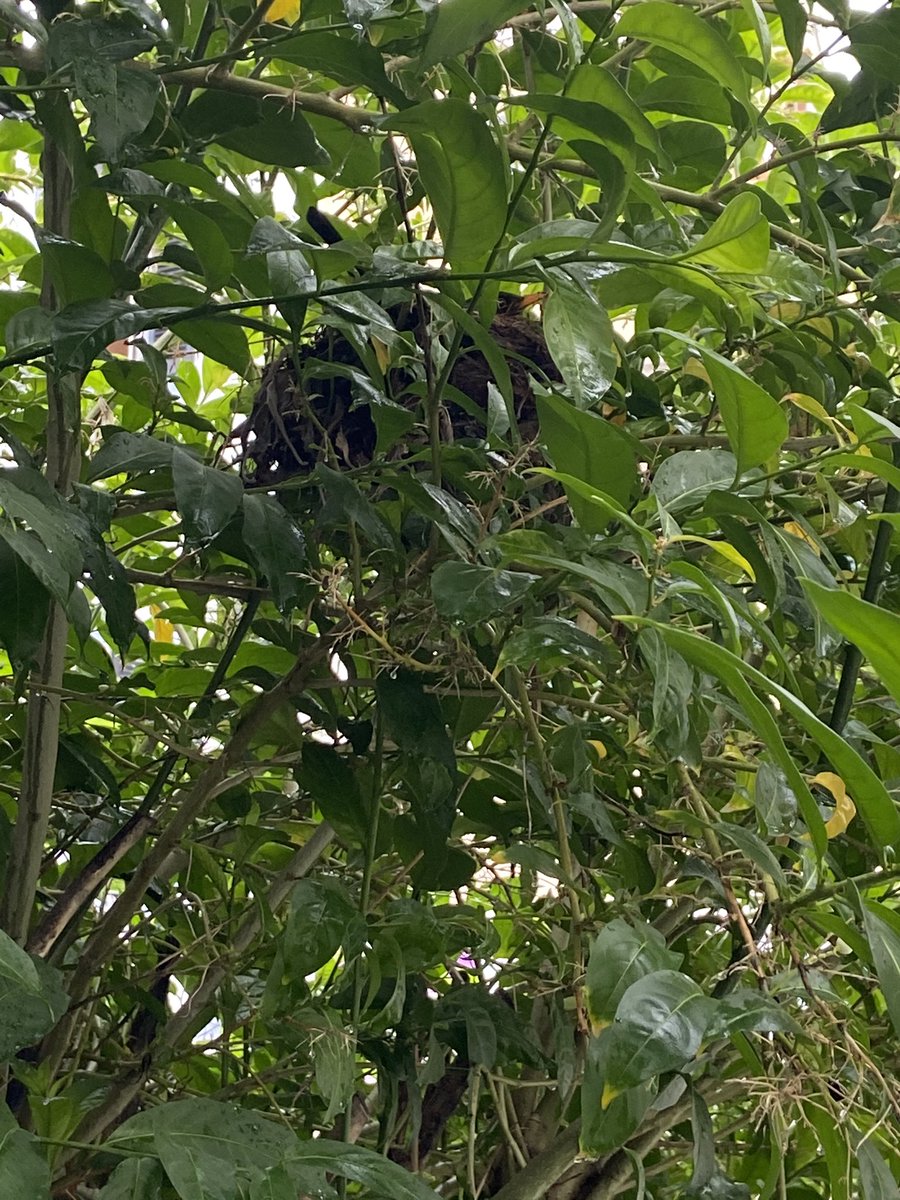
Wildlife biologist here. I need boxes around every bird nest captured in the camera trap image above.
[234,295,560,485]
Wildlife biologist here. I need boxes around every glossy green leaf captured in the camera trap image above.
[431,562,538,622]
[0,1105,51,1198]
[615,3,752,111]
[0,929,69,1061]
[585,920,681,1031]
[698,349,788,473]
[241,494,307,615]
[172,448,243,546]
[686,194,770,274]
[420,0,533,66]
[537,394,638,523]
[651,449,738,515]
[800,580,900,709]
[52,300,189,372]
[861,903,900,1039]
[542,279,618,409]
[594,970,714,1098]
[383,100,507,264]
[705,991,800,1038]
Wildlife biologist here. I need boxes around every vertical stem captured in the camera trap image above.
[0,132,81,945]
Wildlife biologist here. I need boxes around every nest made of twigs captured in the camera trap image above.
[235,296,560,485]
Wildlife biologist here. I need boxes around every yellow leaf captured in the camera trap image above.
[601,1082,620,1110]
[263,0,301,21]
[370,336,390,373]
[683,357,711,385]
[666,535,755,580]
[785,392,850,442]
[783,522,820,555]
[814,772,856,839]
[587,739,608,762]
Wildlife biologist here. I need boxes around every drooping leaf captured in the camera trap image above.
[0,1104,51,1198]
[857,1139,900,1200]
[172,448,243,546]
[0,539,51,669]
[382,100,507,264]
[686,194,770,274]
[615,3,752,112]
[699,349,788,473]
[542,278,618,409]
[420,0,533,66]
[800,580,900,710]
[861,903,900,1039]
[241,494,307,615]
[0,929,69,1061]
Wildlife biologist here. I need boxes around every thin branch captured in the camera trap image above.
[711,132,900,200]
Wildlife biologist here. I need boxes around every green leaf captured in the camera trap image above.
[0,1104,51,1198]
[382,100,507,264]
[48,17,159,160]
[496,616,607,671]
[375,671,456,775]
[799,580,900,710]
[595,970,714,1098]
[107,1099,302,1200]
[297,742,368,836]
[615,3,752,112]
[241,494,307,615]
[774,0,806,64]
[171,318,250,376]
[98,1157,165,1200]
[542,278,618,409]
[0,928,69,1061]
[686,194,770,274]
[183,91,329,169]
[651,449,738,515]
[638,621,900,852]
[567,65,660,153]
[585,920,681,1032]
[274,31,408,106]
[420,0,533,66]
[861,903,900,1039]
[857,1140,900,1200]
[283,880,358,978]
[705,991,801,1038]
[170,203,234,291]
[87,429,174,481]
[172,448,243,546]
[0,470,82,591]
[431,562,538,623]
[52,300,189,372]
[687,1091,751,1200]
[703,352,787,473]
[0,538,51,669]
[285,1140,441,1200]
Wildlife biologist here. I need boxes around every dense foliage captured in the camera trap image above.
[0,0,899,1197]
